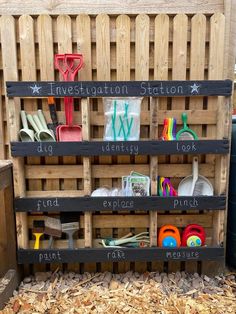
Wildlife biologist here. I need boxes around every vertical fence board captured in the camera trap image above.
[77,14,95,272]
[169,13,188,273]
[171,13,188,164]
[116,14,132,272]
[76,14,92,81]
[204,13,226,274]
[134,14,150,272]
[0,95,5,159]
[208,14,225,240]
[96,14,112,185]
[135,14,149,164]
[57,15,78,194]
[185,14,207,273]
[189,14,206,139]
[96,14,113,272]
[152,14,170,272]
[154,14,169,168]
[38,15,60,195]
[20,15,42,195]
[116,14,131,167]
[207,13,225,142]
[0,190,8,273]
[1,15,28,249]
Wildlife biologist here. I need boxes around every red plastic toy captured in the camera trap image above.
[182,224,206,247]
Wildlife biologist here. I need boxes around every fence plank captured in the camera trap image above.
[38,14,60,196]
[204,13,226,274]
[189,14,206,139]
[171,14,188,165]
[185,13,207,273]
[1,15,28,249]
[163,14,187,273]
[96,14,113,272]
[56,15,79,195]
[0,95,5,159]
[117,14,131,167]
[77,14,95,271]
[135,14,149,165]
[20,15,43,197]
[96,14,111,184]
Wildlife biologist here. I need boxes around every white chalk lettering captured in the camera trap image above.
[103,199,134,210]
[49,83,56,95]
[173,198,198,209]
[170,86,176,94]
[140,82,184,96]
[36,198,59,211]
[48,82,129,97]
[36,142,53,156]
[67,86,73,94]
[176,142,197,153]
[166,250,200,260]
[47,82,186,97]
[107,249,125,261]
[39,251,61,263]
[102,142,139,155]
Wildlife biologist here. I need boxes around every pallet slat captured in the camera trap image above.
[6,80,233,97]
[11,140,229,156]
[24,164,216,179]
[17,247,224,264]
[14,196,226,212]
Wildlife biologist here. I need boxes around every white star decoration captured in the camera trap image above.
[29,84,42,94]
[190,83,201,94]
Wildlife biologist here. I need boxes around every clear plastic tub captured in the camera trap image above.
[103,98,142,141]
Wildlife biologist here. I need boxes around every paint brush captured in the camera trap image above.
[44,216,62,248]
[61,222,79,249]
[32,220,45,250]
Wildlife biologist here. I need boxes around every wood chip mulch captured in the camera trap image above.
[1,270,236,313]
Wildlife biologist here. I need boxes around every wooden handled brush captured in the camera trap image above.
[33,220,45,250]
[44,217,62,249]
[61,222,79,249]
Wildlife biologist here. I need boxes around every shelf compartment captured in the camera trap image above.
[17,247,224,264]
[14,196,226,212]
[11,140,229,157]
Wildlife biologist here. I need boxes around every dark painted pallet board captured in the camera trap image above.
[17,247,224,264]
[6,80,232,97]
[14,196,226,212]
[11,140,229,157]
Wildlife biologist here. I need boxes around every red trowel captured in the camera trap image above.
[56,97,82,142]
[54,53,83,141]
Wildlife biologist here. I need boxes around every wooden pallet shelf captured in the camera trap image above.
[17,247,224,264]
[11,140,230,157]
[15,196,226,212]
[2,9,234,274]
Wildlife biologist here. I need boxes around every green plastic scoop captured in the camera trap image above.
[27,111,55,142]
[19,110,35,142]
[176,112,198,140]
